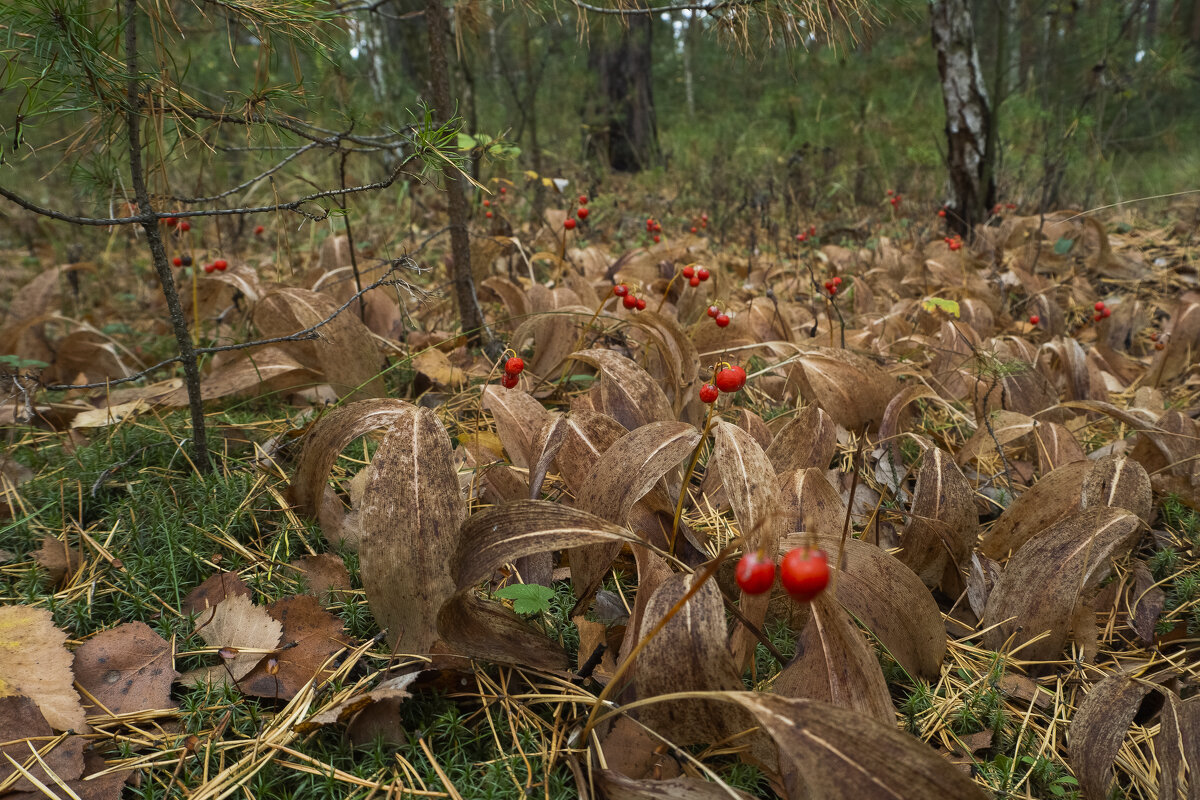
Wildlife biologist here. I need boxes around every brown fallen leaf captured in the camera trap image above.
[1032,421,1086,473]
[153,346,320,407]
[72,622,177,715]
[786,347,899,430]
[979,459,1089,560]
[765,404,838,474]
[596,771,755,800]
[32,534,83,585]
[722,693,989,799]
[1158,690,1200,800]
[777,468,847,540]
[240,595,348,700]
[481,385,553,469]
[181,571,252,618]
[438,501,639,669]
[0,696,86,792]
[1068,674,1158,800]
[571,349,674,430]
[286,554,352,603]
[771,591,895,725]
[1127,560,1165,645]
[358,404,463,655]
[1080,454,1153,524]
[181,593,283,686]
[0,606,87,731]
[897,446,978,594]
[299,671,421,733]
[983,507,1143,661]
[597,716,682,782]
[955,410,1035,466]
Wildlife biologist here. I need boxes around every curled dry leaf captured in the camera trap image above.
[772,591,895,725]
[983,507,1142,661]
[0,697,85,793]
[1068,674,1157,800]
[570,349,674,430]
[154,346,319,407]
[254,287,385,400]
[711,420,782,669]
[765,404,838,475]
[1032,421,1086,473]
[240,595,349,700]
[481,385,553,469]
[0,605,86,731]
[777,468,846,540]
[979,459,1089,560]
[289,398,414,542]
[596,771,755,800]
[786,532,946,680]
[1081,454,1152,524]
[722,693,989,800]
[625,310,700,409]
[897,447,978,594]
[955,410,1035,466]
[358,405,462,655]
[181,593,283,686]
[297,671,421,733]
[438,501,639,669]
[72,622,177,715]
[634,573,745,747]
[1127,560,1165,645]
[1158,690,1200,800]
[786,347,899,430]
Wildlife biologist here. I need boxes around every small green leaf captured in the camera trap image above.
[494,583,555,615]
[922,297,961,317]
[457,133,478,150]
[1053,237,1075,255]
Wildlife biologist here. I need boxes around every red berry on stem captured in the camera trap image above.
[501,373,519,389]
[499,186,507,194]
[707,305,720,318]
[780,547,830,602]
[1029,315,1040,325]
[1150,332,1159,342]
[682,265,695,278]
[1102,307,1111,318]
[886,189,894,196]
[715,313,730,328]
[699,383,719,404]
[577,208,589,220]
[504,357,525,376]
[1155,341,1165,350]
[179,221,191,232]
[1094,301,1105,311]
[735,551,776,594]
[214,258,228,271]
[635,297,646,311]
[623,294,638,310]
[172,256,183,267]
[564,218,576,230]
[255,225,265,235]
[938,209,946,218]
[697,267,710,281]
[165,217,178,227]
[690,227,698,234]
[1094,314,1103,322]
[809,225,816,236]
[204,263,217,273]
[578,195,588,205]
[483,199,491,207]
[653,235,660,243]
[614,284,629,297]
[486,211,493,218]
[689,276,701,287]
[715,365,747,393]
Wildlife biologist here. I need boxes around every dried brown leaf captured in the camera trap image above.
[240,595,348,699]
[181,571,252,618]
[788,347,899,430]
[0,606,86,731]
[1081,454,1152,524]
[1068,674,1157,800]
[286,553,352,603]
[1158,690,1200,800]
[765,404,838,474]
[481,385,553,469]
[32,534,82,585]
[358,405,463,655]
[777,468,846,539]
[72,622,177,715]
[979,459,1089,560]
[0,697,85,792]
[897,447,978,593]
[596,772,755,800]
[181,593,283,686]
[571,349,674,430]
[983,507,1143,660]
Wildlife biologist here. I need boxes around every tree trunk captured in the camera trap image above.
[123,0,211,473]
[587,14,659,172]
[425,0,495,351]
[931,0,995,236]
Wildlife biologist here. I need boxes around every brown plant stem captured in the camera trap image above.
[669,399,717,556]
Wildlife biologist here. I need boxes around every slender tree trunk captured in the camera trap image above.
[123,0,211,472]
[588,13,659,172]
[523,28,546,220]
[931,0,995,236]
[681,12,695,119]
[425,0,495,351]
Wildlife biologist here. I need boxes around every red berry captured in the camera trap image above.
[829,285,838,295]
[824,281,833,292]
[564,218,576,230]
[504,357,525,376]
[501,373,519,389]
[715,313,730,328]
[886,189,894,196]
[172,256,183,267]
[796,233,807,242]
[499,186,507,194]
[214,258,228,271]
[653,235,660,243]
[736,551,776,594]
[1155,341,1165,350]
[483,199,491,207]
[1029,315,1040,325]
[1150,332,1159,342]
[623,294,638,309]
[702,214,709,221]
[682,265,695,278]
[809,225,816,236]
[707,305,720,318]
[635,297,646,311]
[1102,307,1111,318]
[689,276,701,287]
[690,227,698,234]
[1094,314,1103,322]
[938,209,946,217]
[577,208,589,220]
[696,267,710,281]
[165,217,178,227]
[486,211,493,218]
[255,225,265,235]
[654,222,662,232]
[179,221,191,232]
[1007,203,1016,209]
[890,196,900,207]
[1094,301,1105,311]
[780,547,830,602]
[699,383,719,404]
[204,263,217,273]
[614,284,629,297]
[715,365,747,393]
[578,195,588,205]
[833,276,843,285]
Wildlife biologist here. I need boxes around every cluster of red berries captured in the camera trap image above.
[1150,331,1165,351]
[735,547,830,602]
[613,284,646,311]
[204,258,229,274]
[483,186,513,220]
[944,235,964,251]
[500,355,525,389]
[646,217,663,243]
[887,190,901,208]
[1093,300,1112,322]
[165,216,192,233]
[564,198,590,230]
[823,275,843,296]
[171,255,193,268]
[795,224,818,243]
[681,264,710,288]
[706,305,731,327]
[992,202,1018,215]
[698,363,747,404]
[688,213,708,234]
